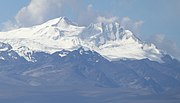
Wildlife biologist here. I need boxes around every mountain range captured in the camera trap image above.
[0,17,180,103]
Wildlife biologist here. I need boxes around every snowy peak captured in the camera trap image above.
[56,17,76,26]
[0,17,164,62]
[122,30,138,41]
[34,16,84,38]
[43,17,76,27]
[80,20,162,62]
[80,21,138,46]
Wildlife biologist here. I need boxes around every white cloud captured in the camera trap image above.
[15,0,64,27]
[87,4,93,11]
[120,17,144,34]
[151,34,180,60]
[1,0,84,30]
[5,0,99,27]
[96,16,118,24]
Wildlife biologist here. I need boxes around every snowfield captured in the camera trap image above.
[0,17,163,62]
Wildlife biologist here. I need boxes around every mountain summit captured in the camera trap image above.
[0,17,163,62]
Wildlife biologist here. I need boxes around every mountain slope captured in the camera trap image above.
[0,17,180,96]
[0,44,180,94]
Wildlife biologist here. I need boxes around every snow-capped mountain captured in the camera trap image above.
[0,17,180,97]
[0,17,162,62]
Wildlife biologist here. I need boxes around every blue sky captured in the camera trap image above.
[0,0,180,59]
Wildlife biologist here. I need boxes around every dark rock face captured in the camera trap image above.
[0,43,180,94]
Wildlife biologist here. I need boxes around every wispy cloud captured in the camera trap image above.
[96,16,118,23]
[150,34,180,60]
[120,17,144,35]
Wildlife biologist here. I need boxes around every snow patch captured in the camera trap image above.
[0,56,5,60]
[59,51,69,57]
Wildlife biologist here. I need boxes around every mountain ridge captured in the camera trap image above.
[0,17,164,62]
